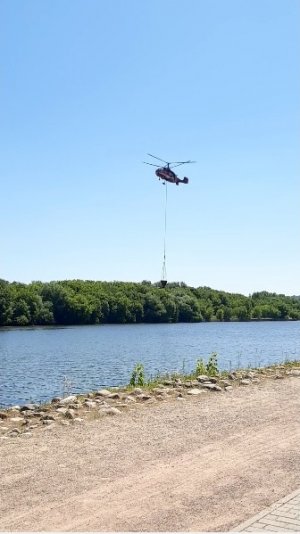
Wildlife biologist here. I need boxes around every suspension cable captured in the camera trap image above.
[161,182,168,282]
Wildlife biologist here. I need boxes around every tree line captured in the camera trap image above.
[0,279,300,327]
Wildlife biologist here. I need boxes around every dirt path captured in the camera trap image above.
[1,377,300,531]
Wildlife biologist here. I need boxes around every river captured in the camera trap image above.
[0,321,299,407]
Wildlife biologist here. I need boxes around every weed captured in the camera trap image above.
[129,363,145,387]
[206,352,219,376]
[195,358,207,376]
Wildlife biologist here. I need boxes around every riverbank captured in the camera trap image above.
[0,363,300,531]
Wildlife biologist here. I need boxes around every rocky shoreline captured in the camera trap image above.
[1,363,300,440]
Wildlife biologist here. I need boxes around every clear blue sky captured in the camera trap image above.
[1,0,299,295]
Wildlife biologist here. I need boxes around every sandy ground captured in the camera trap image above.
[0,377,300,532]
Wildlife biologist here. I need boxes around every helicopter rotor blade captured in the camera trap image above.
[147,153,170,164]
[172,160,196,165]
[170,161,195,168]
[143,162,161,167]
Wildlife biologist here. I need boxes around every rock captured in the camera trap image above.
[0,412,8,420]
[51,397,61,404]
[68,403,81,410]
[20,404,38,412]
[10,417,24,423]
[74,417,84,423]
[100,407,121,415]
[56,407,68,414]
[200,383,222,391]
[219,380,231,387]
[240,379,251,385]
[228,373,238,380]
[201,382,222,391]
[65,409,75,420]
[245,371,256,379]
[0,426,9,432]
[225,386,233,392]
[183,381,193,388]
[174,379,182,386]
[58,395,77,405]
[163,380,173,386]
[43,419,55,425]
[187,388,203,395]
[275,374,284,379]
[252,378,260,384]
[83,401,97,409]
[108,393,120,400]
[41,414,56,421]
[131,388,143,395]
[96,389,112,397]
[197,375,210,382]
[9,407,21,413]
[208,377,218,384]
[8,428,21,437]
[152,388,169,395]
[124,396,136,404]
[290,369,300,377]
[22,432,32,437]
[136,393,152,401]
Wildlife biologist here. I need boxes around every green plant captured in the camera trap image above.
[206,352,219,376]
[129,363,145,387]
[195,358,206,376]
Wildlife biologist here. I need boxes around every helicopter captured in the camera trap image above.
[143,154,195,185]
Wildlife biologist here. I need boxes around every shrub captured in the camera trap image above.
[129,363,145,387]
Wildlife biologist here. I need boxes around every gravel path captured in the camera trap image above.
[0,377,300,531]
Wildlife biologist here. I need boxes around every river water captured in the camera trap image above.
[0,321,299,407]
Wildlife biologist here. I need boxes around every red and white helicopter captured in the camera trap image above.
[143,153,194,185]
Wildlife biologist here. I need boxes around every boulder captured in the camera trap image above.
[83,401,97,409]
[108,392,121,400]
[65,409,75,420]
[56,407,68,414]
[20,404,38,412]
[240,379,251,385]
[58,395,77,405]
[0,412,8,420]
[197,375,210,382]
[96,389,112,397]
